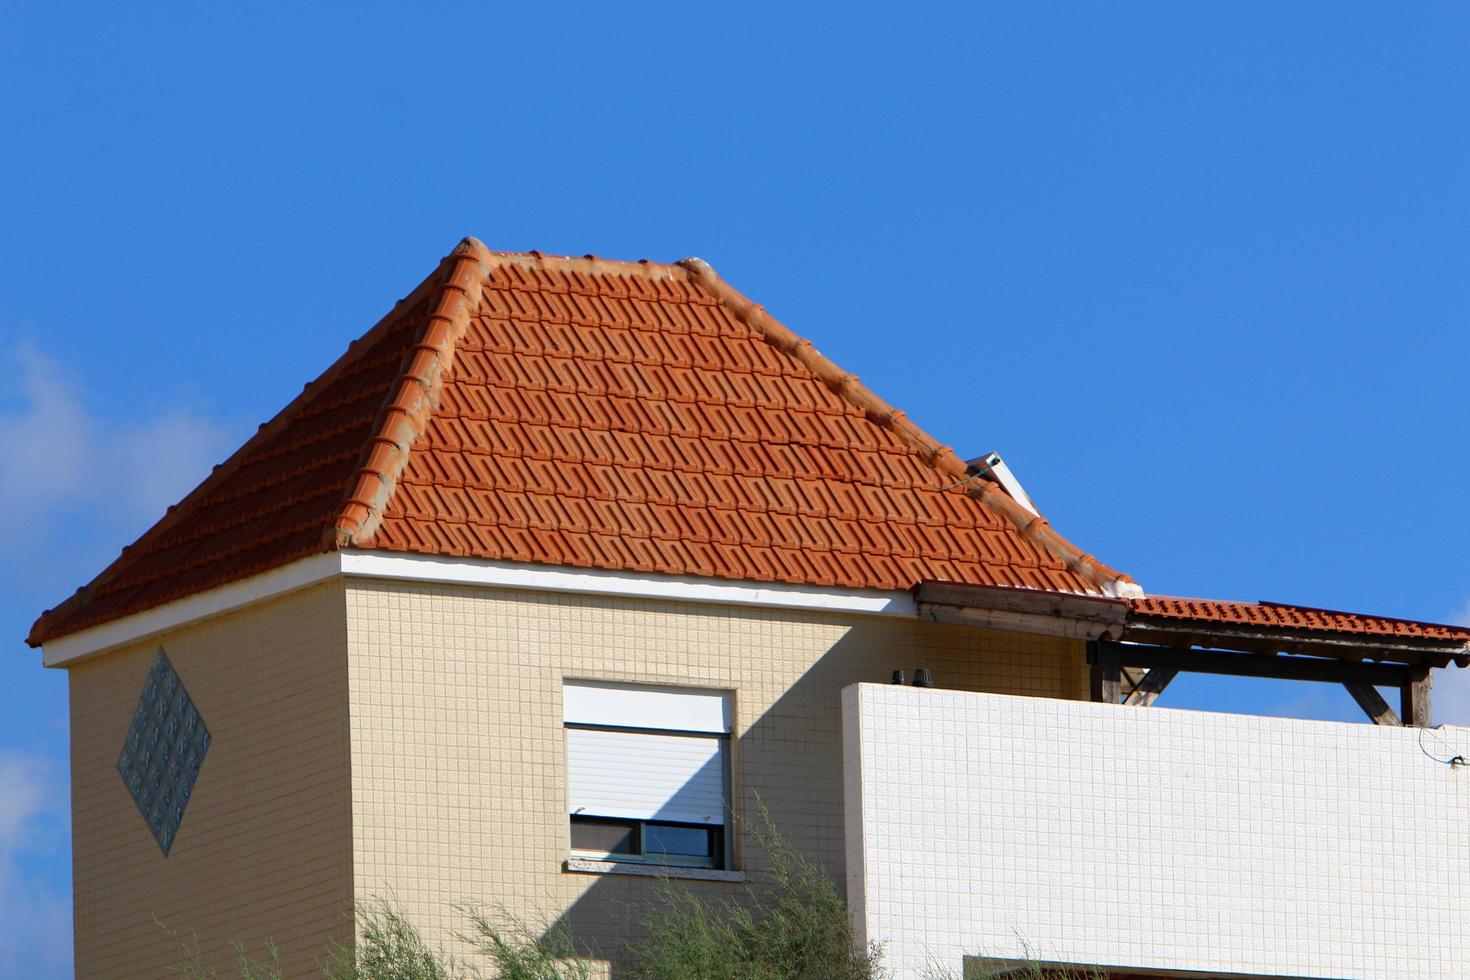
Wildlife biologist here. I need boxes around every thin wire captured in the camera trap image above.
[1417,724,1466,768]
[937,459,996,493]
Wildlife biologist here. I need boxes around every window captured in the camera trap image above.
[564,681,731,869]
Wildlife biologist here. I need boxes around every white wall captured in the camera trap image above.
[843,683,1470,979]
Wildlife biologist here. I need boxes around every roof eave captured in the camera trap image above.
[24,240,501,649]
[914,580,1131,641]
[1123,617,1470,668]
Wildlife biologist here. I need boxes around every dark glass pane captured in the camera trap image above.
[645,824,713,857]
[570,817,638,855]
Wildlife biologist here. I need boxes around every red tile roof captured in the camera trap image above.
[1131,596,1470,644]
[29,239,1136,646]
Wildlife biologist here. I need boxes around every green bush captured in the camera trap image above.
[319,903,594,979]
[156,915,283,980]
[321,901,463,980]
[459,906,590,980]
[948,938,1109,980]
[161,809,1149,979]
[625,807,883,980]
[962,963,1108,980]
[163,810,879,978]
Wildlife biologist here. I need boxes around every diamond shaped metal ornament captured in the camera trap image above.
[117,649,211,855]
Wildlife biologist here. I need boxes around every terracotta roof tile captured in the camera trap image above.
[29,239,1137,647]
[1131,596,1470,644]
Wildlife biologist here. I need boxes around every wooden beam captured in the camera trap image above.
[915,582,1129,627]
[1123,621,1464,669]
[915,582,1128,642]
[1098,641,1410,688]
[1088,640,1122,704]
[1124,666,1178,707]
[1401,664,1432,727]
[919,603,1116,641]
[1343,682,1401,726]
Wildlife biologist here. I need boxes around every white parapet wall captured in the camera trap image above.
[842,683,1470,979]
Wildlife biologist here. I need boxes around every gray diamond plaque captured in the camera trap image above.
[116,649,211,855]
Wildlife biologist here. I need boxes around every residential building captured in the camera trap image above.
[30,239,1470,978]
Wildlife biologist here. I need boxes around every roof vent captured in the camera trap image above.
[965,452,1039,517]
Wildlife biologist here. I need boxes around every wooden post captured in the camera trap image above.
[1344,682,1402,726]
[1089,640,1122,704]
[1121,666,1148,700]
[1124,666,1178,707]
[1401,665,1432,727]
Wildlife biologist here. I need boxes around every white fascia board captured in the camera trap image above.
[340,551,916,618]
[41,552,344,668]
[42,551,915,667]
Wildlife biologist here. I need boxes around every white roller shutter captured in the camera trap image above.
[564,681,732,829]
[567,728,727,825]
[564,680,730,734]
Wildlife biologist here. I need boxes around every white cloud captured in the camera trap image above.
[0,750,71,978]
[0,347,237,978]
[0,343,237,528]
[5,345,94,515]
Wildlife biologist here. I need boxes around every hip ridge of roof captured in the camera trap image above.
[676,256,1141,600]
[332,237,492,547]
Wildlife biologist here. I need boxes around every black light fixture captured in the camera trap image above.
[912,668,934,688]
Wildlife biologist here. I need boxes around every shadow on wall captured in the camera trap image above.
[538,615,1080,976]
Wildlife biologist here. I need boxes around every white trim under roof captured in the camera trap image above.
[40,553,343,668]
[339,551,914,616]
[41,550,917,667]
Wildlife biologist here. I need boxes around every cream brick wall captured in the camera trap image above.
[68,581,352,979]
[344,579,1085,973]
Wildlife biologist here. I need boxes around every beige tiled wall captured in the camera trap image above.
[68,581,353,979]
[66,576,1086,977]
[344,580,1086,973]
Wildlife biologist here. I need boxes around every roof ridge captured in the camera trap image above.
[476,248,691,280]
[332,237,493,546]
[677,257,1142,599]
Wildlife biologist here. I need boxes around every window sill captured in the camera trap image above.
[563,858,745,883]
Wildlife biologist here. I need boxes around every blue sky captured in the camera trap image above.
[2,4,1467,975]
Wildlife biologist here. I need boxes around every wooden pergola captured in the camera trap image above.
[916,582,1470,728]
